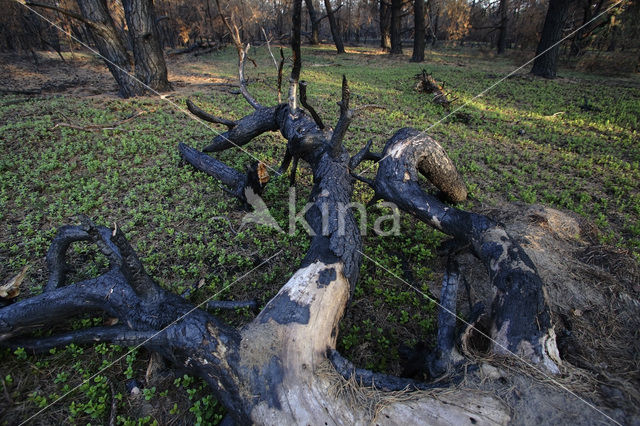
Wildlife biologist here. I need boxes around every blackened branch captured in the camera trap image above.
[45,221,122,292]
[289,156,299,187]
[277,149,293,176]
[45,225,91,292]
[427,257,461,378]
[207,300,258,313]
[186,99,236,129]
[349,139,382,170]
[288,0,303,112]
[109,227,160,300]
[330,75,353,157]
[6,326,160,354]
[178,143,267,204]
[299,81,325,129]
[277,48,285,103]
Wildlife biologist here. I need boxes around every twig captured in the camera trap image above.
[262,27,283,103]
[0,88,41,95]
[277,48,285,104]
[1,377,13,405]
[262,27,279,72]
[51,111,146,132]
[109,381,117,426]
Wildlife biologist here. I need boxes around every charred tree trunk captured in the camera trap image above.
[324,0,345,53]
[28,0,146,97]
[380,0,392,50]
[28,0,166,96]
[304,0,321,44]
[530,0,570,78]
[75,0,147,96]
[121,0,171,91]
[411,0,425,62]
[390,0,403,54]
[496,0,508,55]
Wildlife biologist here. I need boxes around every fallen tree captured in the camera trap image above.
[2,1,637,424]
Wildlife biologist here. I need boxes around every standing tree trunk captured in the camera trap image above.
[380,0,391,50]
[569,0,605,57]
[607,16,617,51]
[431,10,439,46]
[530,0,570,78]
[390,0,402,53]
[323,0,345,53]
[496,0,508,54]
[121,0,171,91]
[411,0,425,62]
[75,0,146,97]
[304,0,320,44]
[29,0,146,97]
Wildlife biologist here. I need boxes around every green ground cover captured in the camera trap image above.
[0,44,638,424]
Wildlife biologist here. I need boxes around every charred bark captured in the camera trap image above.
[390,0,403,54]
[121,0,171,91]
[415,70,452,108]
[496,0,508,55]
[411,0,425,62]
[323,0,345,54]
[28,0,146,97]
[531,0,570,78]
[351,128,561,373]
[380,0,392,50]
[28,0,168,96]
[304,0,320,45]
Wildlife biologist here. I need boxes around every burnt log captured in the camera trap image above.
[351,128,561,373]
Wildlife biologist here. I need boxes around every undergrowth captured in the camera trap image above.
[0,43,638,424]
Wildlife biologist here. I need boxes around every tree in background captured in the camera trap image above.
[496,0,508,54]
[390,0,402,53]
[411,0,425,61]
[26,0,169,97]
[122,0,170,91]
[379,0,391,50]
[324,0,345,53]
[442,0,470,42]
[304,0,321,44]
[531,0,571,78]
[4,0,639,72]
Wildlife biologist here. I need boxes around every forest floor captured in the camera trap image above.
[0,44,639,425]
